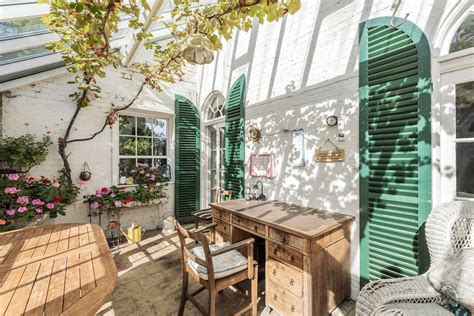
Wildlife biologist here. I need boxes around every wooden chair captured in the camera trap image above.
[192,188,233,229]
[175,221,258,316]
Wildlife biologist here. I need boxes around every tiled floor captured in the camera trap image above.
[97,230,355,316]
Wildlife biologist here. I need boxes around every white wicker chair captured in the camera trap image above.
[356,200,474,315]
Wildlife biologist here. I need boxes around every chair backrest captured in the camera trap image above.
[215,188,233,202]
[174,221,216,281]
[425,200,474,268]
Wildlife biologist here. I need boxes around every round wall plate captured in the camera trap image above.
[326,115,338,127]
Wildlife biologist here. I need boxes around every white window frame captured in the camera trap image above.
[112,110,174,185]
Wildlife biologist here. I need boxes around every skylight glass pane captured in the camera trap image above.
[0,17,48,38]
[0,45,51,65]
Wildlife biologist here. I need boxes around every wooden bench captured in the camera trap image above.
[0,223,117,316]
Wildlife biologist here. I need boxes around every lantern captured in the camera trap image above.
[181,34,214,65]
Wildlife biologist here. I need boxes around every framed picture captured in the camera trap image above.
[250,154,274,177]
[290,129,305,167]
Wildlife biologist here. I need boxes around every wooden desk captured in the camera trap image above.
[0,224,117,316]
[210,200,354,315]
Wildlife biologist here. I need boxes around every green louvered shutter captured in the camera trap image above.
[224,75,246,198]
[359,18,432,286]
[175,95,200,223]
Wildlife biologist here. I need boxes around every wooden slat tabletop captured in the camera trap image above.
[0,224,117,316]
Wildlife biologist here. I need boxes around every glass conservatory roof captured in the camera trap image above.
[0,0,214,85]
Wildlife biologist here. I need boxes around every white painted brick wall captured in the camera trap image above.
[2,66,196,231]
[196,0,462,298]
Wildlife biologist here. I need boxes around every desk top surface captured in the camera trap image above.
[0,223,117,316]
[210,200,354,238]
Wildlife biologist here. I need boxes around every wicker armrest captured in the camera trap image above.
[210,238,255,257]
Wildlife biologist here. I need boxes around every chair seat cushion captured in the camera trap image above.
[428,248,474,310]
[191,209,212,221]
[188,242,247,280]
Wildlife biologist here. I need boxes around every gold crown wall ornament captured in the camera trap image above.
[247,126,262,143]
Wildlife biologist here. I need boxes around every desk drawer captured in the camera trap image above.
[268,241,303,270]
[267,280,303,315]
[212,208,230,222]
[214,219,230,236]
[269,228,305,252]
[267,258,303,297]
[233,215,265,236]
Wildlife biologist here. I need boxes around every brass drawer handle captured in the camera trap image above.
[290,305,295,313]
[273,247,278,255]
[290,255,295,261]
[282,234,287,244]
[273,294,278,301]
[289,278,295,286]
[254,225,258,231]
[272,269,277,276]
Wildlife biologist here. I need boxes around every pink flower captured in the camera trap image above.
[32,199,44,206]
[90,202,99,209]
[17,206,28,213]
[6,209,16,216]
[0,219,5,225]
[46,203,55,209]
[110,193,116,198]
[150,175,156,181]
[95,192,102,198]
[16,196,29,205]
[114,201,123,208]
[35,208,43,214]
[4,187,21,194]
[33,176,42,181]
[139,170,145,174]
[8,174,20,181]
[52,183,60,188]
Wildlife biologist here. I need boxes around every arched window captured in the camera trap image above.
[206,92,225,121]
[449,14,474,53]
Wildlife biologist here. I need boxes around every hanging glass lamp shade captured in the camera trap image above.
[182,34,214,65]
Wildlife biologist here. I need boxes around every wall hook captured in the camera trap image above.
[390,0,409,28]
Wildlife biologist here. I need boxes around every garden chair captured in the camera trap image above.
[192,188,233,229]
[175,220,258,316]
[356,200,474,315]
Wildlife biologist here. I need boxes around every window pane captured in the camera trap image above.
[153,119,167,156]
[137,158,152,166]
[119,158,135,177]
[210,189,216,203]
[450,14,474,53]
[119,115,135,135]
[0,46,51,64]
[210,129,217,149]
[456,142,474,197]
[456,81,474,139]
[119,136,136,155]
[154,158,167,168]
[211,170,217,188]
[0,17,48,38]
[136,137,152,156]
[137,117,153,136]
[211,150,216,169]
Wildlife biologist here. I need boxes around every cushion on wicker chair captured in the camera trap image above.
[428,248,474,311]
[188,242,247,280]
[372,302,453,316]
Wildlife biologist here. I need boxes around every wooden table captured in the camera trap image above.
[210,200,354,315]
[0,224,117,316]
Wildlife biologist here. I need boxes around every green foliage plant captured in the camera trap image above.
[0,134,52,173]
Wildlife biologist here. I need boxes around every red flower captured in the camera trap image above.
[52,197,63,203]
[0,219,6,225]
[101,187,109,193]
[122,197,135,205]
[43,179,50,184]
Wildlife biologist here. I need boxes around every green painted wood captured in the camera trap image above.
[224,75,246,198]
[175,95,200,223]
[359,17,432,287]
